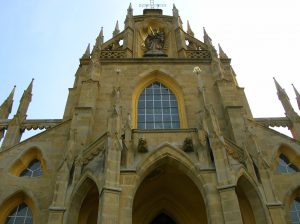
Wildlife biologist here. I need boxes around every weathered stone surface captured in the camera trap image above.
[0,4,299,224]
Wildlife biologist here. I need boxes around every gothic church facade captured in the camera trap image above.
[1,4,300,224]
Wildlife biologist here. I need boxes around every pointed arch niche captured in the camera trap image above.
[9,147,47,177]
[132,153,208,224]
[132,72,187,129]
[66,177,99,224]
[273,145,300,173]
[287,187,300,223]
[236,176,268,224]
[0,191,35,223]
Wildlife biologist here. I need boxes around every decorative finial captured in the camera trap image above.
[127,3,133,16]
[113,21,120,37]
[173,4,179,17]
[203,27,212,46]
[100,27,104,37]
[96,27,104,49]
[292,84,300,110]
[0,85,16,118]
[82,43,90,59]
[187,20,194,36]
[273,77,289,99]
[218,44,229,59]
[28,78,34,93]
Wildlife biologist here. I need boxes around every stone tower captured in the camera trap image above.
[0,4,300,224]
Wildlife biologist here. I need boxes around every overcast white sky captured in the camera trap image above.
[0,0,300,137]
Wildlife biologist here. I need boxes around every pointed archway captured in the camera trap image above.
[236,176,268,224]
[151,213,176,224]
[132,157,207,224]
[67,177,99,224]
[78,181,99,224]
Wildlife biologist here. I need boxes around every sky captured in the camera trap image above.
[0,0,300,138]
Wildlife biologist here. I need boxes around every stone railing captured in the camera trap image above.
[186,50,211,60]
[100,50,126,59]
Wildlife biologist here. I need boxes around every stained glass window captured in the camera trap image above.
[137,82,180,129]
[5,203,32,224]
[20,159,43,177]
[290,197,300,224]
[275,154,299,173]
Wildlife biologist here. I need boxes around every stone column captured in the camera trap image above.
[204,182,225,223]
[98,135,122,223]
[218,185,243,224]
[267,204,286,224]
[98,187,121,223]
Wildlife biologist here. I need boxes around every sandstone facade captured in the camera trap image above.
[0,4,300,224]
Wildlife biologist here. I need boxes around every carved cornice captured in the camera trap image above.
[0,119,62,131]
[76,132,108,165]
[254,117,291,128]
[224,138,247,164]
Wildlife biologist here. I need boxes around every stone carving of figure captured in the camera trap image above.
[145,28,165,51]
[144,27,167,57]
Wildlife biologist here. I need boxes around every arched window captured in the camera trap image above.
[20,159,43,177]
[5,203,32,224]
[290,197,300,223]
[275,154,299,173]
[137,82,180,129]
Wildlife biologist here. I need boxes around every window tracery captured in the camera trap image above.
[137,82,179,129]
[5,203,32,224]
[20,159,43,177]
[275,154,299,173]
[290,197,300,224]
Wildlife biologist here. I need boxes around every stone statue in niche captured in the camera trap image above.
[182,137,194,152]
[143,27,167,57]
[137,137,148,153]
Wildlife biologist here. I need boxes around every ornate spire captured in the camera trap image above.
[273,77,299,120]
[81,43,90,59]
[0,85,15,119]
[292,84,300,110]
[127,3,133,16]
[172,4,179,17]
[96,27,104,49]
[203,27,213,46]
[113,21,120,37]
[203,27,217,57]
[273,77,288,99]
[218,44,229,59]
[187,20,194,36]
[17,79,33,120]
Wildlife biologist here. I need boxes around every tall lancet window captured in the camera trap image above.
[138,82,180,129]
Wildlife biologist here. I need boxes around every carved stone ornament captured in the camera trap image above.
[182,137,194,152]
[137,137,148,153]
[225,144,247,164]
[144,27,167,57]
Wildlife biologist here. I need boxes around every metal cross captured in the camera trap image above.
[139,0,166,9]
